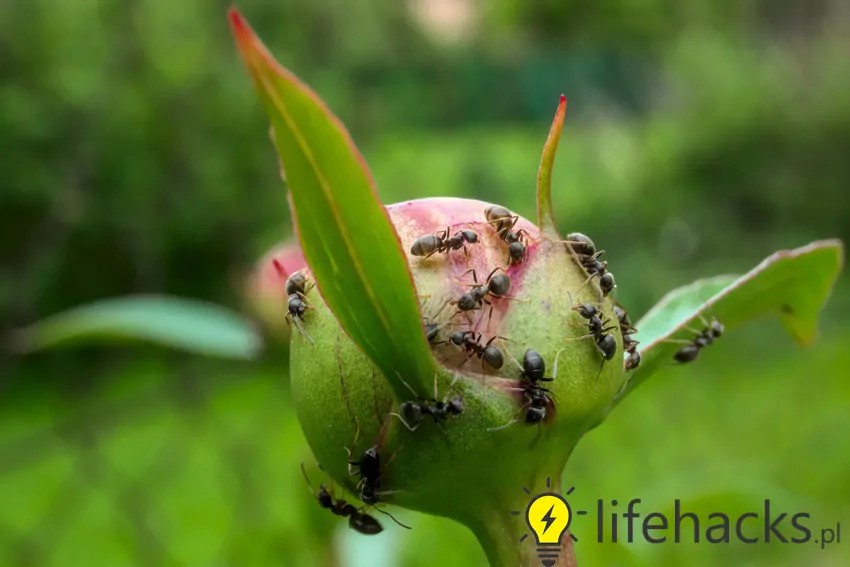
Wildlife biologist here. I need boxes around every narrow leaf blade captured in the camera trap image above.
[615,239,843,405]
[11,295,262,359]
[536,95,566,237]
[229,9,435,397]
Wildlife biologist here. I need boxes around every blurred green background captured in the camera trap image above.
[2,0,848,566]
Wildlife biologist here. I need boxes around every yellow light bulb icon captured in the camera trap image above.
[525,492,572,567]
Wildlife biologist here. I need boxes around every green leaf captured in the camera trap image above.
[229,9,435,399]
[536,95,566,237]
[10,295,261,359]
[613,239,843,407]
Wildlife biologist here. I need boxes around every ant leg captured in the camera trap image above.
[491,294,531,303]
[487,418,521,432]
[291,317,315,346]
[573,272,600,296]
[550,348,564,381]
[487,400,530,432]
[384,445,404,469]
[595,357,605,384]
[373,507,412,530]
[345,418,362,475]
[485,266,509,282]
[662,338,696,345]
[389,412,420,432]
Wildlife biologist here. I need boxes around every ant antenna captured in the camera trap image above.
[372,507,412,530]
[300,462,316,496]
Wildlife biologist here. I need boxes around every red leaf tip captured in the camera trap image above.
[228,7,248,33]
[559,94,566,103]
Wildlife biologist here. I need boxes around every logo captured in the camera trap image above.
[513,477,586,567]
[513,478,843,559]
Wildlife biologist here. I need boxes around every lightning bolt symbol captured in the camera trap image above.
[541,504,557,534]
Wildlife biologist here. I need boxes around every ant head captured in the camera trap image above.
[625,350,642,371]
[488,274,511,296]
[447,397,464,415]
[460,229,478,243]
[710,319,725,337]
[600,273,616,295]
[573,303,597,319]
[508,241,526,264]
[317,484,335,508]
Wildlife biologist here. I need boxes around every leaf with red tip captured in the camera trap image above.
[612,239,844,409]
[229,8,436,399]
[536,95,566,237]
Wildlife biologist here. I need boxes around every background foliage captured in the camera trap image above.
[1,0,848,566]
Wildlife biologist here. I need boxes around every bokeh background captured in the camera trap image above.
[2,0,849,566]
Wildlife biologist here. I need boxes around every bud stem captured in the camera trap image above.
[468,475,578,567]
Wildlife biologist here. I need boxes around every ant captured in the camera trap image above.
[420,295,449,344]
[441,330,506,371]
[392,372,464,431]
[562,232,616,298]
[300,463,383,535]
[483,205,531,265]
[411,226,478,261]
[344,423,412,530]
[488,348,560,432]
[273,263,315,345]
[567,301,618,381]
[450,267,524,329]
[668,315,725,364]
[614,303,642,371]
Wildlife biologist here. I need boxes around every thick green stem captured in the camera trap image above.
[468,476,577,567]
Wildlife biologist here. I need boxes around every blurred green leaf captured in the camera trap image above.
[614,239,844,406]
[11,295,261,359]
[229,9,436,399]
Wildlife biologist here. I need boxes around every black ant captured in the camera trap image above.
[562,232,616,298]
[273,264,315,345]
[567,302,618,381]
[344,423,411,530]
[669,315,725,364]
[411,226,478,261]
[614,303,641,372]
[441,330,506,371]
[450,267,524,329]
[483,205,531,265]
[392,372,464,431]
[421,295,449,344]
[300,463,383,535]
[488,349,560,432]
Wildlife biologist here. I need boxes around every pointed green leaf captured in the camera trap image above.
[613,239,843,407]
[10,295,262,359]
[536,95,566,237]
[229,9,435,399]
